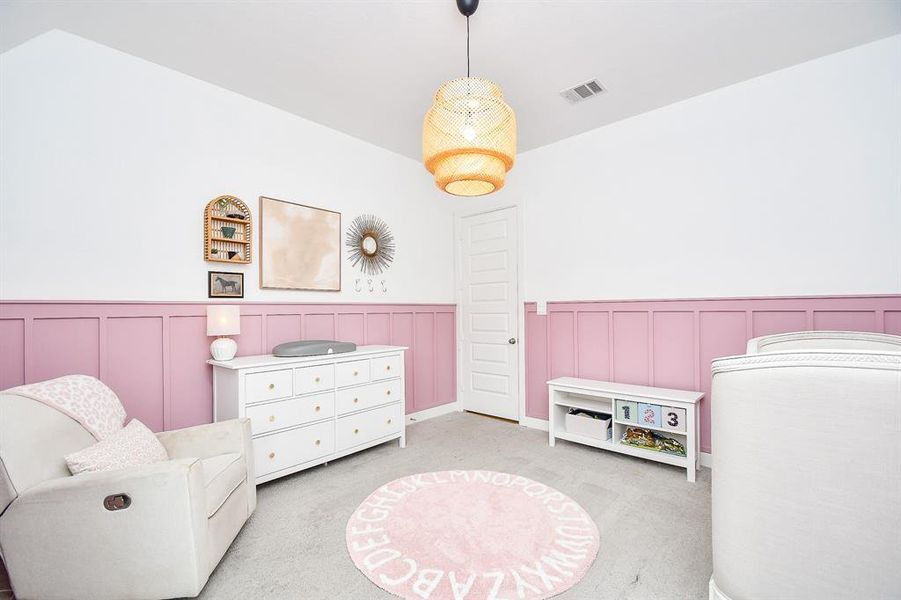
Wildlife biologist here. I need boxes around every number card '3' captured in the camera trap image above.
[662,406,687,433]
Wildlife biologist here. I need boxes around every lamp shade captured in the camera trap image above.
[206,305,241,336]
[423,77,516,196]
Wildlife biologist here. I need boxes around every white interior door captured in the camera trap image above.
[457,207,519,420]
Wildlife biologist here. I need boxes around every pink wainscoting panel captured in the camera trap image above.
[576,311,610,381]
[235,314,264,357]
[1,303,455,431]
[31,317,100,381]
[525,295,901,453]
[0,319,25,389]
[886,312,901,336]
[168,316,213,429]
[435,312,456,408]
[413,313,436,411]
[337,313,365,346]
[697,312,748,452]
[390,312,415,413]
[367,313,391,345]
[813,310,877,332]
[525,310,549,420]
[612,312,649,385]
[266,314,302,351]
[107,317,165,431]
[548,312,575,380]
[305,313,337,340]
[652,312,695,391]
[752,311,807,337]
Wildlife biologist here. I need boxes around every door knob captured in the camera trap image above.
[508,337,517,344]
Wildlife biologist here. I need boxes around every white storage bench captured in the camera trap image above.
[548,377,703,482]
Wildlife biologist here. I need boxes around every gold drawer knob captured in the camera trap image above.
[387,418,392,424]
[386,390,392,396]
[315,405,321,412]
[268,383,275,390]
[268,452,275,459]
[314,376,320,383]
[353,397,359,404]
[268,415,276,422]
[315,439,321,446]
[353,370,359,376]
[354,428,359,434]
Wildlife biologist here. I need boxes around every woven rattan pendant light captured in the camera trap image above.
[423,0,516,197]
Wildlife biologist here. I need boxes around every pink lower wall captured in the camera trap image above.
[525,295,901,453]
[0,302,456,432]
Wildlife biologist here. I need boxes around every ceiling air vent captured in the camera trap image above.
[560,79,606,104]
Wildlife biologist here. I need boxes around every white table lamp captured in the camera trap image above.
[207,305,241,361]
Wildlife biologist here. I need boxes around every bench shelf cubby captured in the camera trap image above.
[547,377,703,481]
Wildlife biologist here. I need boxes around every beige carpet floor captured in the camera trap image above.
[198,411,712,600]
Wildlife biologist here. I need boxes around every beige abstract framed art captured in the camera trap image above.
[259,196,341,291]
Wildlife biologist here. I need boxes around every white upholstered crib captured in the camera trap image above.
[710,331,901,600]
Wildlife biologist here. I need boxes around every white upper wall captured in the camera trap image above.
[469,34,900,302]
[2,31,899,305]
[0,30,455,303]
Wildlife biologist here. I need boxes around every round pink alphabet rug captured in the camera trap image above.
[346,470,599,600]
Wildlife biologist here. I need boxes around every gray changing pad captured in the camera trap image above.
[272,340,357,357]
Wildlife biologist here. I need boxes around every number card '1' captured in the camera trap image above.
[616,400,638,423]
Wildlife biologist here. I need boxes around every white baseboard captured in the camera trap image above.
[406,402,460,424]
[518,416,550,431]
[519,415,714,470]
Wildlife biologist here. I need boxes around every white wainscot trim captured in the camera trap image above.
[406,401,461,424]
[700,451,712,469]
[518,416,550,431]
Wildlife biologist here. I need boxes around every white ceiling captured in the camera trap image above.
[2,1,899,160]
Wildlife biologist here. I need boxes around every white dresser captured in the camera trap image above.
[209,345,406,484]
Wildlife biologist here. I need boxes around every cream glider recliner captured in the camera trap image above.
[0,389,256,600]
[710,330,901,600]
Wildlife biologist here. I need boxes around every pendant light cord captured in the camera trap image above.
[466,15,471,77]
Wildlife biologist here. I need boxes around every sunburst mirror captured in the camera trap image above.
[346,214,395,275]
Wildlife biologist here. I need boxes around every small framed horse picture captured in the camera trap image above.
[208,271,244,298]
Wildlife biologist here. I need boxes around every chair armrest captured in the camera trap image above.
[0,458,209,599]
[157,418,252,461]
[157,419,256,514]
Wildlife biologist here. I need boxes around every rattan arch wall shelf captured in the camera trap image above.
[204,195,252,264]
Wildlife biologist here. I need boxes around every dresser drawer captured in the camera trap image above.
[294,364,335,395]
[336,379,401,415]
[246,369,293,403]
[371,354,402,381]
[245,392,334,435]
[253,421,335,478]
[336,402,403,451]
[335,359,370,388]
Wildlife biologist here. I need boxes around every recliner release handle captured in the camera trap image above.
[104,494,132,511]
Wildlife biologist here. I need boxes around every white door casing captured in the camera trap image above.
[456,207,520,420]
